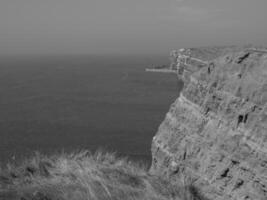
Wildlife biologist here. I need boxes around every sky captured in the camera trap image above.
[1,0,267,55]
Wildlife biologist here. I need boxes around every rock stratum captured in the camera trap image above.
[151,47,267,200]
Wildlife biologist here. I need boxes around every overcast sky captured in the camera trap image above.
[1,0,267,55]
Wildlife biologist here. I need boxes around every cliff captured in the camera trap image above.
[151,47,267,200]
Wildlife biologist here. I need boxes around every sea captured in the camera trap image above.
[0,54,183,165]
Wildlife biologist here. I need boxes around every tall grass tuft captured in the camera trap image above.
[0,150,205,200]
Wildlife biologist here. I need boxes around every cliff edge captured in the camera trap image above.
[151,47,267,200]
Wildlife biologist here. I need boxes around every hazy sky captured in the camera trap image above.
[1,0,267,55]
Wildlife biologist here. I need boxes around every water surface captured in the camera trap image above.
[0,55,182,164]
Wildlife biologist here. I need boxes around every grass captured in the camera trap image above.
[0,151,203,200]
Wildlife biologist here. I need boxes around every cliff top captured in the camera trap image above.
[0,151,201,200]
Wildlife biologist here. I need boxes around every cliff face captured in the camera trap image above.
[151,47,267,200]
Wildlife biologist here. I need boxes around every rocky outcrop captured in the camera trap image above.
[151,47,267,200]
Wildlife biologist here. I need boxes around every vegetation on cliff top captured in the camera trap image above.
[0,151,203,200]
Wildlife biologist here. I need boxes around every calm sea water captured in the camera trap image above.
[0,55,182,164]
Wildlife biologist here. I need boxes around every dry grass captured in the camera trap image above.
[0,150,203,200]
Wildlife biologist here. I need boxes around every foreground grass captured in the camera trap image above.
[0,151,199,200]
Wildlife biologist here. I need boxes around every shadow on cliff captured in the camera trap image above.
[187,185,211,200]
